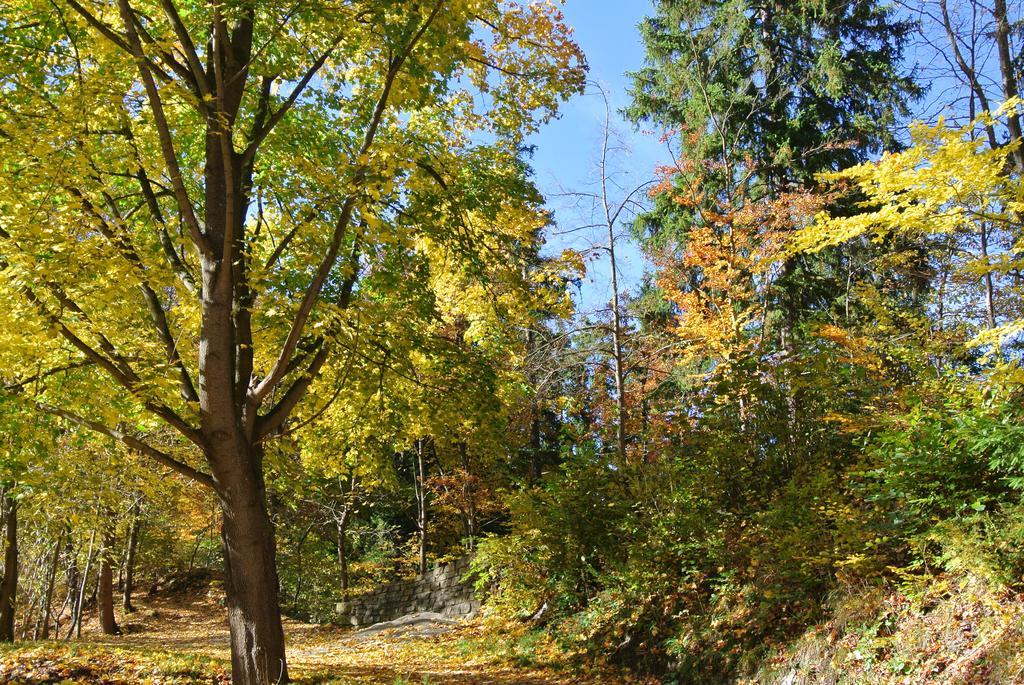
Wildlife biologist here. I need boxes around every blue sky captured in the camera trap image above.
[528,1,665,315]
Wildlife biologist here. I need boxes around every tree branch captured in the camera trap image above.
[256,345,329,440]
[70,187,200,403]
[254,235,362,440]
[136,167,199,294]
[242,35,346,166]
[159,0,212,101]
[13,275,204,449]
[64,0,175,84]
[36,402,214,489]
[2,361,93,393]
[248,4,443,409]
[115,0,211,256]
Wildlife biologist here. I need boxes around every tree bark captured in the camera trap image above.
[291,524,313,606]
[97,529,120,635]
[458,443,477,550]
[58,539,78,640]
[47,1,426,680]
[528,408,542,486]
[607,231,628,466]
[981,222,997,329]
[0,490,18,642]
[940,0,1001,151]
[598,96,628,467]
[331,474,356,601]
[122,505,140,613]
[779,259,800,470]
[214,443,288,685]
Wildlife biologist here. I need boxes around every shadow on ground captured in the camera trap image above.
[70,584,634,684]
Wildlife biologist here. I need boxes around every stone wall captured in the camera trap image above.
[338,555,480,627]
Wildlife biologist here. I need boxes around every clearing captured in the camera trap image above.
[0,579,648,684]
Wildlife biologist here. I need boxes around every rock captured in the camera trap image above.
[353,612,462,640]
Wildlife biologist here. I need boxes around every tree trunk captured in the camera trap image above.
[607,230,628,466]
[0,490,18,642]
[38,531,63,639]
[68,528,96,640]
[291,524,313,606]
[981,222,997,329]
[415,440,429,576]
[599,99,628,467]
[215,446,288,685]
[779,260,800,472]
[459,443,477,550]
[122,507,140,613]
[528,408,542,486]
[58,539,78,640]
[336,514,349,600]
[940,0,1001,151]
[993,0,1024,171]
[525,325,542,487]
[97,530,120,635]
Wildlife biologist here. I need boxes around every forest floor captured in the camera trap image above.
[0,580,650,684]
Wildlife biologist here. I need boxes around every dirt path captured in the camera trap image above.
[66,588,642,684]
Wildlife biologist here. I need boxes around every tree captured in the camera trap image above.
[469,4,931,673]
[0,486,17,642]
[629,0,917,192]
[0,2,584,681]
[566,83,654,465]
[0,399,61,643]
[96,525,120,635]
[900,0,1024,159]
[792,104,1024,347]
[626,0,919,461]
[122,496,142,613]
[627,0,918,318]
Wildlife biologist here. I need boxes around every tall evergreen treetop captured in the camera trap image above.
[628,0,920,215]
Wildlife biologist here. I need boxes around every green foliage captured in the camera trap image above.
[628,0,918,249]
[858,386,1024,539]
[474,443,633,615]
[2,2,1024,684]
[920,503,1024,589]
